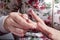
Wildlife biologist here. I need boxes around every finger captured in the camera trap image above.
[8,26,25,37]
[7,17,26,30]
[37,22,43,31]
[6,17,12,26]
[22,14,33,23]
[18,13,22,16]
[28,10,44,23]
[15,28,25,37]
[8,17,19,27]
[10,13,27,25]
[22,14,35,24]
[22,14,28,20]
[9,12,22,16]
[27,19,37,29]
[7,17,30,30]
[22,14,36,24]
[10,13,33,29]
[22,14,36,23]
[27,19,35,24]
[10,13,36,29]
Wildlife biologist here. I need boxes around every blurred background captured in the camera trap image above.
[0,0,60,40]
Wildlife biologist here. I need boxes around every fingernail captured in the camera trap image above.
[23,14,28,20]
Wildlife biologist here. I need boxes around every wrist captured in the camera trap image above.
[37,23,52,38]
[4,16,10,33]
[37,22,47,31]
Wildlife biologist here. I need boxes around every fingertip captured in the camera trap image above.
[22,14,28,20]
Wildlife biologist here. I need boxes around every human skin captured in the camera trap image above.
[4,12,37,37]
[28,10,60,40]
[4,10,60,40]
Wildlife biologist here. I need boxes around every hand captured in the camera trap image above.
[4,12,37,37]
[28,9,60,40]
[28,9,46,29]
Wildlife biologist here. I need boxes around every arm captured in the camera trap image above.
[0,16,7,33]
[29,10,60,40]
[0,16,9,35]
[38,23,60,40]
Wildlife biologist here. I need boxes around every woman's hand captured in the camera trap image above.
[28,9,46,29]
[4,12,37,37]
[28,9,60,40]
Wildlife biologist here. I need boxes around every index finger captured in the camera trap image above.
[28,9,44,23]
